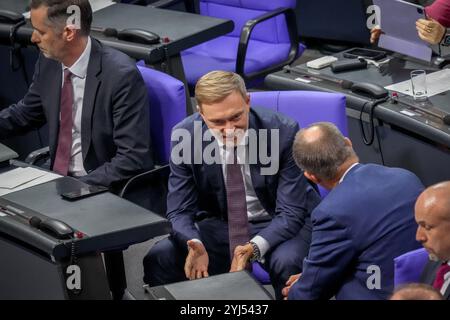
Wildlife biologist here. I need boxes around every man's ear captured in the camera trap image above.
[344,137,353,148]
[304,171,320,185]
[63,25,77,42]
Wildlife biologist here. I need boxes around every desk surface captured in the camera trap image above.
[0,3,234,64]
[0,0,29,13]
[0,173,170,259]
[265,54,450,148]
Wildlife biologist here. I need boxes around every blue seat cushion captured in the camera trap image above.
[182,36,299,85]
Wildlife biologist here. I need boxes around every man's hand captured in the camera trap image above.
[281,273,301,299]
[230,243,253,272]
[184,240,209,280]
[416,18,446,45]
[370,25,382,44]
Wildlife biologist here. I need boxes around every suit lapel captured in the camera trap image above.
[81,40,102,162]
[248,110,266,201]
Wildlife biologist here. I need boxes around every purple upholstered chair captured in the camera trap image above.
[120,66,186,215]
[181,0,304,87]
[137,65,187,165]
[394,247,429,287]
[248,90,347,285]
[250,90,348,199]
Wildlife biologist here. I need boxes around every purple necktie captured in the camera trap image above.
[226,147,249,259]
[433,263,450,290]
[53,69,73,176]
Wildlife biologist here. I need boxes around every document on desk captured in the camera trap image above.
[385,69,450,98]
[0,167,61,197]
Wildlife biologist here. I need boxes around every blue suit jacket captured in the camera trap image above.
[289,164,424,300]
[0,39,152,188]
[166,107,321,249]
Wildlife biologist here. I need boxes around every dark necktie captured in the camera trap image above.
[433,262,450,291]
[226,147,249,259]
[53,69,73,176]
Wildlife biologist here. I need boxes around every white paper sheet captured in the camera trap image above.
[385,69,450,98]
[0,168,61,196]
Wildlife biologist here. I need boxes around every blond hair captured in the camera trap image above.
[195,71,247,110]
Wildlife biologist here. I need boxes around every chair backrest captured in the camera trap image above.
[137,65,187,165]
[199,0,295,44]
[394,247,429,287]
[249,90,347,198]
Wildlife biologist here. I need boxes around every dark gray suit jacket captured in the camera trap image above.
[421,260,450,299]
[0,39,153,187]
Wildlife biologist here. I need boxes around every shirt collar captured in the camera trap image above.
[62,36,91,79]
[339,162,359,184]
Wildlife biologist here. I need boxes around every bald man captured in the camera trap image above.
[416,181,450,299]
[284,122,424,300]
[390,283,443,300]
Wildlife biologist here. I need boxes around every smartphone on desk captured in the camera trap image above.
[61,185,108,201]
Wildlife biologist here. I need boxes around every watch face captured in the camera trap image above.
[444,35,450,46]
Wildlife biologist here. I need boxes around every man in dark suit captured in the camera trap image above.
[0,0,152,188]
[416,181,450,299]
[283,122,424,300]
[143,71,320,299]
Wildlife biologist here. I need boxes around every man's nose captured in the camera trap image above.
[416,226,426,243]
[31,31,39,43]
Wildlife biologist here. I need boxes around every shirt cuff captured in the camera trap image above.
[188,238,203,250]
[250,235,270,259]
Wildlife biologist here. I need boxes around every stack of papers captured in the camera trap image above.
[0,167,61,197]
[385,69,450,98]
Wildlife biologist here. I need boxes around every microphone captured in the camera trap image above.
[283,65,354,90]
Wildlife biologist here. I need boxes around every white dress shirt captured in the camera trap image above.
[61,37,91,177]
[193,130,271,258]
[339,162,360,184]
[440,261,450,296]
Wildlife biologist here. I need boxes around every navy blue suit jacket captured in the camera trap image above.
[289,164,424,300]
[0,39,152,187]
[166,107,321,249]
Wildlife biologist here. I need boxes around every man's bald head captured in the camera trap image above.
[416,181,450,221]
[292,122,357,182]
[415,181,450,261]
[390,283,443,300]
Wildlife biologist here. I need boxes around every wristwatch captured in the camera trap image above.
[441,32,450,46]
[248,241,261,262]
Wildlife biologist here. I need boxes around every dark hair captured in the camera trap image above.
[30,0,92,36]
[293,122,356,181]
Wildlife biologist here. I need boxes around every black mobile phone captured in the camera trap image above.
[61,185,108,201]
[343,48,387,61]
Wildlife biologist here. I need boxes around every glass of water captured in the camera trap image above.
[410,70,428,101]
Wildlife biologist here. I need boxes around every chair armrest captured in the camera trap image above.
[236,7,299,81]
[25,146,50,165]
